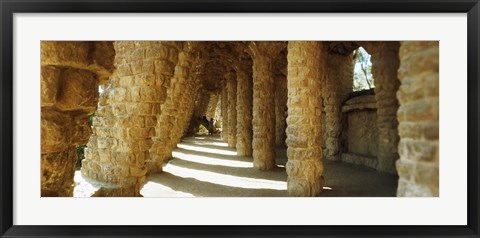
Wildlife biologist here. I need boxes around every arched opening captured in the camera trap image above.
[353,47,374,91]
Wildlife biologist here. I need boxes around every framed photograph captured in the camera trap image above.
[1,0,479,237]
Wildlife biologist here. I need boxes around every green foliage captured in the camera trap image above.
[76,145,87,170]
[198,124,208,134]
[353,47,374,92]
[88,113,95,125]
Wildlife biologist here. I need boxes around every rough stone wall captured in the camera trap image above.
[286,42,324,196]
[346,109,379,157]
[368,42,401,174]
[396,42,439,196]
[249,42,285,170]
[235,58,253,156]
[275,66,288,147]
[322,52,354,161]
[41,41,114,197]
[81,41,180,196]
[148,42,200,174]
[341,94,379,168]
[206,93,220,119]
[220,87,229,141]
[226,71,238,147]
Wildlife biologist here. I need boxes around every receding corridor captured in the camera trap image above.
[139,135,398,197]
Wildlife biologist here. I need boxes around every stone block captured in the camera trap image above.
[56,69,98,112]
[41,109,71,153]
[41,41,91,67]
[41,66,62,107]
[398,139,437,162]
[41,147,76,197]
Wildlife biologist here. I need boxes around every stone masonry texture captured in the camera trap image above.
[41,41,114,197]
[249,42,285,170]
[286,41,324,196]
[81,41,180,196]
[148,42,200,174]
[369,42,401,174]
[396,42,439,196]
[41,41,439,197]
[235,57,253,156]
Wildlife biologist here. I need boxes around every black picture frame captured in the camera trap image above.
[1,0,479,237]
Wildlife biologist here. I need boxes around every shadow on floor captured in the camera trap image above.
[143,172,288,197]
[141,135,398,197]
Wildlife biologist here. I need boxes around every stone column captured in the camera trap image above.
[396,42,439,196]
[323,52,354,161]
[81,41,180,196]
[249,42,285,170]
[274,66,288,147]
[286,41,324,196]
[194,91,211,118]
[206,93,220,119]
[148,42,199,174]
[41,41,114,197]
[367,42,401,174]
[226,71,237,147]
[214,98,222,127]
[221,87,229,141]
[235,58,253,156]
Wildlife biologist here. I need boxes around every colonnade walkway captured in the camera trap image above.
[140,135,399,197]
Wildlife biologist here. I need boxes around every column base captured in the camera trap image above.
[287,176,324,196]
[253,158,275,171]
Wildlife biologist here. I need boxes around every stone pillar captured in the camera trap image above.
[148,42,199,174]
[81,41,180,196]
[369,42,401,174]
[226,71,237,147]
[41,41,114,197]
[214,98,222,127]
[235,58,253,156]
[194,91,211,118]
[286,41,324,196]
[221,87,229,141]
[274,67,288,147]
[396,42,439,196]
[206,93,220,119]
[249,42,285,170]
[323,52,354,161]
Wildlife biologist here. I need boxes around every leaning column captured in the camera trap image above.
[286,41,324,196]
[81,41,180,196]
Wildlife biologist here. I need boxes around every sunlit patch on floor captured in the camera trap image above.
[73,171,102,197]
[176,143,237,156]
[172,151,253,168]
[140,181,195,197]
[163,163,287,191]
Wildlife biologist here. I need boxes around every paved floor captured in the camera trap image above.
[141,135,399,197]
